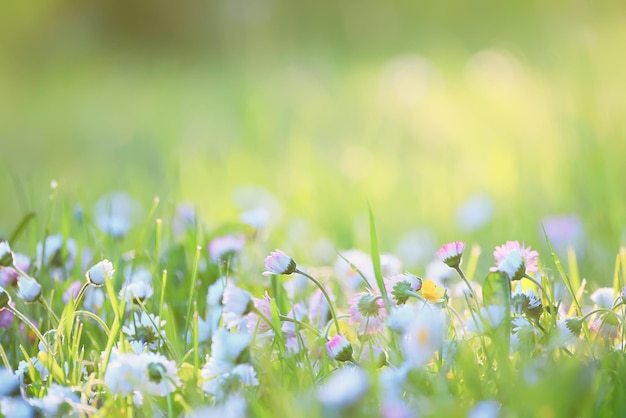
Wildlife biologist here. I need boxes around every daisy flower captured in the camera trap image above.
[494,241,539,274]
[318,367,369,410]
[401,306,444,368]
[262,249,297,276]
[436,241,466,268]
[384,273,422,305]
[348,292,387,335]
[122,312,166,351]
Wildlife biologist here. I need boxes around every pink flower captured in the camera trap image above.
[262,249,297,276]
[208,235,245,264]
[348,292,387,335]
[493,241,539,273]
[326,334,353,362]
[436,241,466,268]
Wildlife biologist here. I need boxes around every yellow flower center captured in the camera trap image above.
[422,280,445,302]
[417,327,430,345]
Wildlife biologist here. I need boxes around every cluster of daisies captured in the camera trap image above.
[0,219,625,417]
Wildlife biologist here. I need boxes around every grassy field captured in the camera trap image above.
[1,1,626,416]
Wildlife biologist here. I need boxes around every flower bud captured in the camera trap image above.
[262,250,297,276]
[326,334,353,362]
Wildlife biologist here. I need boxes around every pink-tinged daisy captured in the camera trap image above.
[384,273,422,305]
[493,241,539,274]
[208,235,245,264]
[326,334,353,362]
[496,250,525,281]
[436,241,466,268]
[348,292,387,335]
[262,249,297,276]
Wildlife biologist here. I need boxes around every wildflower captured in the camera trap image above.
[262,249,297,276]
[496,249,525,281]
[401,306,444,368]
[0,301,14,328]
[16,277,42,302]
[0,241,13,267]
[119,267,154,304]
[348,292,387,335]
[122,312,166,351]
[86,259,114,287]
[246,292,273,334]
[0,397,34,418]
[222,281,253,328]
[201,329,255,398]
[494,241,539,274]
[105,353,145,396]
[30,384,80,416]
[36,235,78,280]
[387,304,417,333]
[436,241,466,268]
[16,357,49,384]
[207,329,252,371]
[208,235,245,264]
[142,353,181,396]
[318,367,369,410]
[385,273,422,305]
[93,191,141,238]
[207,278,227,308]
[326,334,353,362]
[590,287,615,309]
[421,279,446,302]
[512,288,542,320]
[0,367,19,397]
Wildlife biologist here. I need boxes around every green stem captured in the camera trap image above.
[523,273,548,298]
[454,266,481,311]
[251,305,284,345]
[74,310,111,336]
[74,282,90,307]
[295,269,341,335]
[184,246,202,351]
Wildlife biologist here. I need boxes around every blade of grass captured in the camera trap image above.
[368,205,390,311]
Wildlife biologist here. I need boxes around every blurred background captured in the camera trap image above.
[1,0,625,280]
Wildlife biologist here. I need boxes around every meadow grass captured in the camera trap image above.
[1,193,626,416]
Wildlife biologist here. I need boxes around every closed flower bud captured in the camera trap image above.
[436,241,466,269]
[17,278,42,302]
[326,334,353,362]
[86,259,114,287]
[262,250,297,276]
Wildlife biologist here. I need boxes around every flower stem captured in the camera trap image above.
[74,282,90,307]
[295,269,341,335]
[523,273,548,298]
[454,266,480,311]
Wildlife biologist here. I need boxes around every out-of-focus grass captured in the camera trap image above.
[1,1,625,280]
